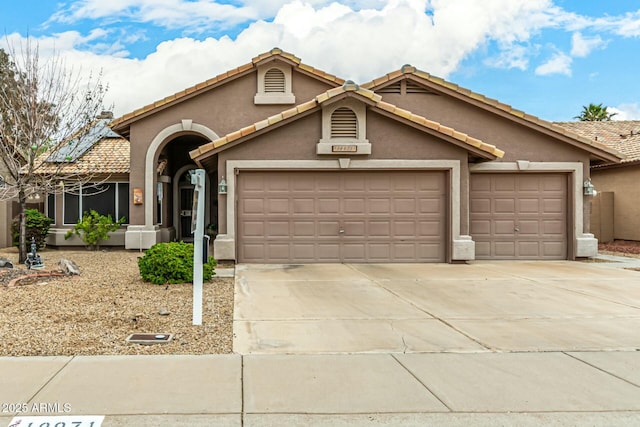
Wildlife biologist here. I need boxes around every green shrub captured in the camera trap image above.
[138,241,216,285]
[12,209,54,252]
[65,210,125,250]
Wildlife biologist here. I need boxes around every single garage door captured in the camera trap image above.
[470,173,568,260]
[237,170,447,263]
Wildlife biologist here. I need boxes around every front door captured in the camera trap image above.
[179,185,194,242]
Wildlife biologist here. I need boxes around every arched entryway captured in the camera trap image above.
[160,134,216,243]
[125,121,219,249]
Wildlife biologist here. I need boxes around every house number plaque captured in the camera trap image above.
[332,145,357,152]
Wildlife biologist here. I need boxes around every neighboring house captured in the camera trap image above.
[41,114,130,247]
[41,48,623,262]
[556,120,640,242]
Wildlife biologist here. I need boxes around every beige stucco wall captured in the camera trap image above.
[216,108,470,238]
[126,63,336,227]
[591,166,640,241]
[382,90,594,238]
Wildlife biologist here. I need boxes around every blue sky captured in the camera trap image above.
[2,0,639,121]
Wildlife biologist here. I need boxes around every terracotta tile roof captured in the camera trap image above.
[190,81,504,162]
[362,65,623,163]
[111,48,344,132]
[34,136,130,175]
[555,121,640,165]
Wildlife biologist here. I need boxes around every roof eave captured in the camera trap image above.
[370,106,501,160]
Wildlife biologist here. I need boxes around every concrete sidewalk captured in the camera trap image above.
[4,256,640,426]
[2,351,640,426]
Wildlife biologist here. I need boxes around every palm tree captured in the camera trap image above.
[575,103,617,121]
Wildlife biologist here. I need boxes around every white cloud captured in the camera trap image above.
[484,44,532,70]
[610,103,640,120]
[570,32,605,57]
[6,0,639,116]
[48,0,259,31]
[535,52,572,76]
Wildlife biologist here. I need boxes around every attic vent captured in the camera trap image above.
[377,81,402,94]
[331,107,358,138]
[406,80,432,94]
[264,68,286,93]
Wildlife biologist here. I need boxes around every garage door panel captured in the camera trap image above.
[238,171,447,263]
[369,221,391,236]
[267,221,289,236]
[242,199,264,214]
[343,243,366,261]
[243,221,265,236]
[543,199,564,213]
[419,220,442,237]
[494,241,516,257]
[369,198,392,214]
[369,244,391,261]
[293,221,315,236]
[394,221,416,237]
[475,241,490,257]
[293,199,315,214]
[242,244,266,261]
[317,244,341,262]
[470,220,491,235]
[471,173,567,260]
[395,199,417,214]
[344,220,365,237]
[419,198,441,213]
[518,241,541,257]
[494,176,516,191]
[470,198,490,213]
[494,220,516,235]
[543,220,564,235]
[519,199,539,213]
[542,242,565,257]
[495,199,515,213]
[318,198,340,214]
[419,243,445,261]
[343,198,365,214]
[318,221,340,236]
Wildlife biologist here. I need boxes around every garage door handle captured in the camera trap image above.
[514,226,520,232]
[339,229,345,234]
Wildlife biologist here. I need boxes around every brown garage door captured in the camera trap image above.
[470,173,567,260]
[237,170,447,263]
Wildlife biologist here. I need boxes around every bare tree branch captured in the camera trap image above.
[0,37,111,262]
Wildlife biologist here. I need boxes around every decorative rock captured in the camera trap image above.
[58,258,81,276]
[0,258,14,268]
[158,308,171,316]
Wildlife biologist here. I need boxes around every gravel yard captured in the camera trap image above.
[0,247,233,356]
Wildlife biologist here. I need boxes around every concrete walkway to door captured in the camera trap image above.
[233,259,640,354]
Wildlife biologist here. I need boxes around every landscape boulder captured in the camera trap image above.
[0,258,13,268]
[58,258,81,276]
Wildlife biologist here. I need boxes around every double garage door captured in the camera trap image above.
[237,171,447,263]
[235,171,569,263]
[470,173,568,260]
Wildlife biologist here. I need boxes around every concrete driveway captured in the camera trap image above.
[233,260,640,354]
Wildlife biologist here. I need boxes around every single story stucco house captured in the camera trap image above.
[41,48,623,262]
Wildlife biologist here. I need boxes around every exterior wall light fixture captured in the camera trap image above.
[583,178,597,196]
[218,176,228,194]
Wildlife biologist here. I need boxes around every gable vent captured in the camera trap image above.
[264,68,286,93]
[331,107,358,138]
[377,81,402,94]
[406,81,433,94]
